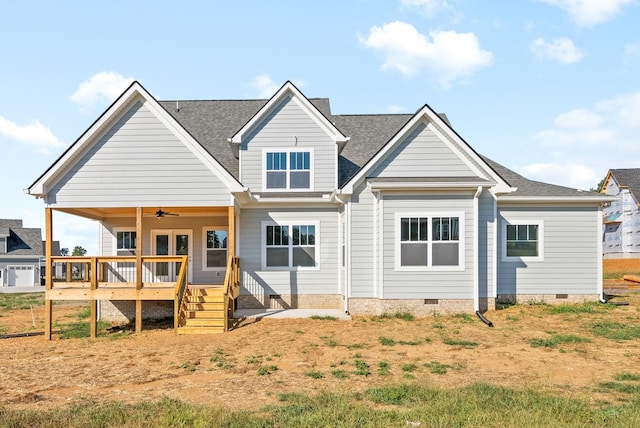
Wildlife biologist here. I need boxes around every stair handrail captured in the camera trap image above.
[173,255,189,332]
[222,256,240,331]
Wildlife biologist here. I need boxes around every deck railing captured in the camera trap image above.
[223,256,240,331]
[48,255,188,291]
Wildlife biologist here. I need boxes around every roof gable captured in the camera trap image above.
[229,81,348,147]
[341,104,512,194]
[602,169,640,203]
[28,82,244,198]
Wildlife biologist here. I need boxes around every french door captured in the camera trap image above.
[151,230,193,283]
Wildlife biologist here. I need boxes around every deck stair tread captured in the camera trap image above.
[177,286,227,334]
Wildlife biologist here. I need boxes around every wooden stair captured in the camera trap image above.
[177,287,227,334]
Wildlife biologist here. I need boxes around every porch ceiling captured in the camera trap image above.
[54,206,230,221]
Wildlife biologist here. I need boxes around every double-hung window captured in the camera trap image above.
[397,213,463,270]
[265,150,311,190]
[503,221,543,261]
[116,230,136,256]
[263,222,318,269]
[203,228,227,271]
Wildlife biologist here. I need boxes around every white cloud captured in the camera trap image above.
[523,91,640,189]
[0,115,65,153]
[360,21,493,88]
[531,37,584,64]
[250,74,280,98]
[538,0,634,27]
[400,0,454,16]
[70,71,134,108]
[521,162,601,190]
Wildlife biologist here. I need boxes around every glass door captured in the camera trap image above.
[151,230,193,283]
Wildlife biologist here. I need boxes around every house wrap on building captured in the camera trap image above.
[601,169,640,259]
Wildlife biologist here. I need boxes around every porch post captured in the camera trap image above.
[135,207,143,333]
[228,206,235,259]
[44,208,53,340]
[90,257,98,338]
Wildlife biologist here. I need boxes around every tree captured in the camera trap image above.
[589,177,605,192]
[72,246,87,256]
[60,248,69,256]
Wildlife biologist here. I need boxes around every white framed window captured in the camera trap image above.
[262,221,319,270]
[202,228,228,271]
[114,229,136,256]
[395,212,465,271]
[263,149,313,191]
[502,220,544,262]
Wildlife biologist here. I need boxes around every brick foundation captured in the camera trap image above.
[237,294,343,310]
[99,300,173,323]
[496,294,600,306]
[347,298,493,316]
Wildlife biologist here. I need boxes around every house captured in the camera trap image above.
[0,219,44,287]
[27,81,612,336]
[600,169,640,258]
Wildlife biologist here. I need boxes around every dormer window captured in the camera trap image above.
[264,149,312,191]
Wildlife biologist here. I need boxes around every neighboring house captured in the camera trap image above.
[601,169,640,259]
[0,219,43,287]
[27,81,612,324]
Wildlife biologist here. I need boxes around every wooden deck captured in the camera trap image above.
[43,255,240,338]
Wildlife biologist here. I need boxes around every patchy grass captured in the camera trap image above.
[530,334,592,349]
[310,315,338,321]
[354,359,371,377]
[590,321,640,341]
[0,293,44,311]
[4,387,640,428]
[443,338,479,348]
[257,365,278,376]
[548,302,614,315]
[305,370,324,379]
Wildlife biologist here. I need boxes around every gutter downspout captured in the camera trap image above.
[474,186,494,327]
[598,208,605,303]
[473,186,482,312]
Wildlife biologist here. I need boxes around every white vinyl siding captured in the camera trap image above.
[370,122,477,178]
[239,208,339,297]
[478,192,496,299]
[48,100,232,208]
[239,95,337,192]
[497,206,600,295]
[348,183,376,297]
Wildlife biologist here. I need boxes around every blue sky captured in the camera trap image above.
[1,0,639,254]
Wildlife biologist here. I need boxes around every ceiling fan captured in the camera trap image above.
[155,209,179,218]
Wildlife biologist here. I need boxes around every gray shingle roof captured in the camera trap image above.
[482,157,600,197]
[0,219,44,257]
[332,114,413,186]
[608,169,640,200]
[157,98,597,199]
[158,99,332,179]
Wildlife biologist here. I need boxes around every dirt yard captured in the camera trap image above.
[1,287,640,412]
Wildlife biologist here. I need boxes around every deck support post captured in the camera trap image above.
[228,206,236,321]
[228,206,235,259]
[90,257,98,338]
[135,207,143,333]
[44,208,53,340]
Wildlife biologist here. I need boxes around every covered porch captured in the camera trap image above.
[42,206,239,339]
